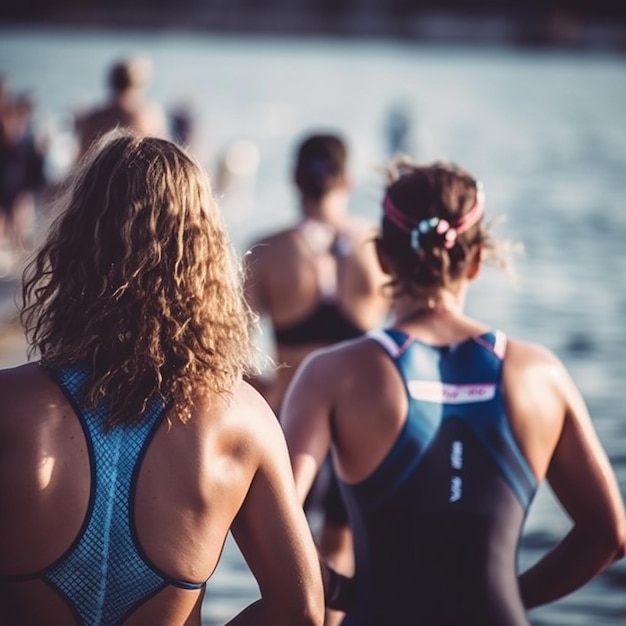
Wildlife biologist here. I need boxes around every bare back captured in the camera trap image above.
[77,100,167,156]
[246,218,388,409]
[0,362,322,626]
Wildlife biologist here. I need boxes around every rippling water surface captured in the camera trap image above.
[1,26,625,624]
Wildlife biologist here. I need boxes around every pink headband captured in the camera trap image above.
[383,183,485,251]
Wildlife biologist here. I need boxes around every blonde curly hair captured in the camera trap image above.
[21,130,259,428]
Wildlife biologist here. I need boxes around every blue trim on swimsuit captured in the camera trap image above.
[357,329,537,511]
[40,364,205,626]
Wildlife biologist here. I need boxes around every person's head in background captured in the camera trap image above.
[377,158,509,307]
[21,129,257,429]
[108,56,153,99]
[294,133,350,221]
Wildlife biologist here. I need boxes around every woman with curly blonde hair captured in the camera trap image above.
[0,130,324,626]
[282,158,625,625]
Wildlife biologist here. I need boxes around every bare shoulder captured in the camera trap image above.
[227,380,278,421]
[0,362,48,395]
[502,336,580,478]
[246,227,301,262]
[220,380,286,448]
[341,216,379,241]
[248,225,298,249]
[0,363,67,440]
[296,334,384,386]
[503,336,573,416]
[504,336,569,386]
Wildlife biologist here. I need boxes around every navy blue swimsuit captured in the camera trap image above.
[338,329,538,626]
[3,364,205,626]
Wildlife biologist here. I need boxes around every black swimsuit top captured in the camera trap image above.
[274,301,364,345]
[274,219,365,346]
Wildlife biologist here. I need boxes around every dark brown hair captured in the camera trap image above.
[108,57,150,93]
[294,133,347,200]
[379,158,503,296]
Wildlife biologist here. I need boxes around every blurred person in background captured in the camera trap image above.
[75,56,168,158]
[245,132,389,418]
[0,76,47,272]
[0,130,324,626]
[169,100,199,152]
[384,101,415,159]
[282,158,626,625]
[244,132,390,625]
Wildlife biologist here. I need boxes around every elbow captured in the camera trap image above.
[612,522,626,562]
[289,603,325,626]
[596,517,626,564]
[304,586,326,626]
[279,589,325,626]
[306,608,325,626]
[572,517,626,570]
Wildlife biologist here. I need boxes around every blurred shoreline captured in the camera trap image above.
[1,9,625,53]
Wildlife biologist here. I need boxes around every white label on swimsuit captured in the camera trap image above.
[449,476,463,503]
[451,440,463,470]
[408,381,496,404]
[449,441,464,503]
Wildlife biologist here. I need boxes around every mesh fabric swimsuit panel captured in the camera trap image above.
[41,364,204,626]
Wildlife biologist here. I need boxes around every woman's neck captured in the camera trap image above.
[392,288,467,325]
[301,189,348,228]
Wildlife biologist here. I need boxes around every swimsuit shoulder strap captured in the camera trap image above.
[366,328,412,358]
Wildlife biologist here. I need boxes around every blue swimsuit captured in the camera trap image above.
[5,364,205,626]
[338,329,538,626]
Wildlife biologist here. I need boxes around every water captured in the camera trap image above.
[1,26,626,625]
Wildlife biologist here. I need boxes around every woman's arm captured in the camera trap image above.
[226,389,324,626]
[518,358,626,608]
[281,351,335,505]
[281,350,358,625]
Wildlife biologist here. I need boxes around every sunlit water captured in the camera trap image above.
[1,26,625,624]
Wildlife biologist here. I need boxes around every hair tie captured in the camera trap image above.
[410,217,454,251]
